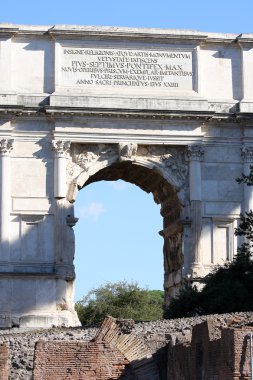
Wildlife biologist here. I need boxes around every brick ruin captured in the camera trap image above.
[33,317,160,380]
[1,314,253,379]
[168,320,253,380]
[0,343,8,380]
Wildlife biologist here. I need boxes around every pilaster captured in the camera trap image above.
[0,139,13,256]
[187,144,205,277]
[238,36,253,112]
[52,140,71,199]
[241,146,253,212]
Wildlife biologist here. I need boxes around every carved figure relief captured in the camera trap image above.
[73,143,118,171]
[163,230,184,273]
[118,142,138,162]
[136,145,188,189]
[68,143,189,199]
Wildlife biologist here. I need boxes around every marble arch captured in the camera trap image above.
[67,143,186,306]
[0,24,253,327]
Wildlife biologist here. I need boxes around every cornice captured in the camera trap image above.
[48,25,208,44]
[236,34,253,47]
[0,25,19,38]
[0,24,252,48]
[45,106,214,121]
[0,104,253,123]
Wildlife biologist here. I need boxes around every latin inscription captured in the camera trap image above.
[60,47,194,91]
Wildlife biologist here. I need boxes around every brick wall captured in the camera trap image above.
[0,343,9,380]
[167,321,253,380]
[33,341,134,380]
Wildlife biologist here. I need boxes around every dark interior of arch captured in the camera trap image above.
[83,161,178,206]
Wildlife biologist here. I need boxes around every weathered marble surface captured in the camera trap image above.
[0,24,253,327]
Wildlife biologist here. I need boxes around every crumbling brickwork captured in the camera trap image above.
[33,341,134,380]
[0,343,9,380]
[33,317,160,380]
[167,320,253,380]
[2,313,253,380]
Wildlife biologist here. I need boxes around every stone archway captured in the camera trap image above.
[65,142,188,308]
[0,23,250,329]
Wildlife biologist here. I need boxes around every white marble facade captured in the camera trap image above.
[0,24,253,327]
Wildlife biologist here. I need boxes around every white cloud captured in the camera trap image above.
[109,180,129,191]
[77,202,106,222]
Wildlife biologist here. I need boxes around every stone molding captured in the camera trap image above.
[0,139,13,155]
[187,144,204,161]
[52,140,71,158]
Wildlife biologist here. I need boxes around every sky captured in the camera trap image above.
[2,0,253,301]
[1,0,253,34]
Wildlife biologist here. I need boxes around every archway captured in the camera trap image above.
[66,142,188,307]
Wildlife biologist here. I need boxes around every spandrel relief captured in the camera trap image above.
[137,145,188,188]
[73,143,118,171]
[67,143,189,204]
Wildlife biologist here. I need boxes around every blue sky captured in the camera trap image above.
[2,0,253,300]
[74,182,163,300]
[2,0,253,34]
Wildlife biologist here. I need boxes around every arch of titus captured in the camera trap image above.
[0,24,253,328]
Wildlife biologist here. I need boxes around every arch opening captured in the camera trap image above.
[74,179,164,301]
[74,160,184,308]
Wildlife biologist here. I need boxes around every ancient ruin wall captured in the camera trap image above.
[0,344,9,380]
[33,341,132,380]
[1,312,253,380]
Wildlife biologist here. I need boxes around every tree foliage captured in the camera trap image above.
[165,166,253,319]
[75,281,164,325]
[165,251,253,318]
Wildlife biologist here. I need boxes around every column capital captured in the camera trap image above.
[187,144,204,161]
[0,139,13,156]
[52,140,71,158]
[241,145,253,162]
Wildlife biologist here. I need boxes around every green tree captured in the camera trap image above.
[75,281,164,325]
[166,251,253,318]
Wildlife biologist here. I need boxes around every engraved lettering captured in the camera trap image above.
[61,47,194,91]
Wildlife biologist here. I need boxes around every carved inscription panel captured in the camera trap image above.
[60,46,195,95]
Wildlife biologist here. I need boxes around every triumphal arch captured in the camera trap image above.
[0,24,253,327]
